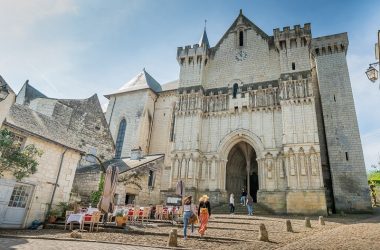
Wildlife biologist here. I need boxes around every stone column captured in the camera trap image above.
[169,158,176,188]
[246,159,251,197]
[285,154,290,188]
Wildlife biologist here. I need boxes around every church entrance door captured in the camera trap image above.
[226,142,259,202]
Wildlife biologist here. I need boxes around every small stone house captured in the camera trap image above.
[72,148,164,206]
[0,78,114,228]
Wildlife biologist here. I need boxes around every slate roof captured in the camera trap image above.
[199,28,210,48]
[16,81,47,105]
[4,104,83,152]
[105,69,162,98]
[212,10,269,53]
[0,75,15,100]
[161,79,179,91]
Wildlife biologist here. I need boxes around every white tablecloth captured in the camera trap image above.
[87,208,99,215]
[66,213,84,224]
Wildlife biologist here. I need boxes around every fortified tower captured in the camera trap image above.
[273,23,312,74]
[311,34,372,212]
[177,28,210,89]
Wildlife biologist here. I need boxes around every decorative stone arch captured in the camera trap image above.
[217,128,265,161]
[216,129,265,193]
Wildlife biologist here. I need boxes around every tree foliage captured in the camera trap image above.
[90,173,104,205]
[0,128,42,180]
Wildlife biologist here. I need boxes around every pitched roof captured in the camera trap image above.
[4,103,83,152]
[199,28,210,48]
[161,79,179,91]
[0,75,15,100]
[213,10,269,52]
[105,69,162,98]
[16,81,47,105]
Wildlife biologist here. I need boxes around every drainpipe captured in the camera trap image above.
[44,147,68,225]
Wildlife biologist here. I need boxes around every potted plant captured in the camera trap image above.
[47,209,60,224]
[115,211,125,226]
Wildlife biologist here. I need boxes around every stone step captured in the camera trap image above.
[212,203,271,215]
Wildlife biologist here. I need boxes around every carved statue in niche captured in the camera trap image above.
[298,81,305,98]
[279,157,285,178]
[278,83,285,100]
[267,85,274,106]
[217,91,223,111]
[181,95,187,110]
[252,90,257,107]
[267,158,273,179]
[289,154,296,176]
[190,95,195,110]
[310,154,318,175]
[175,100,180,111]
[288,82,294,99]
[299,153,306,175]
[257,86,264,106]
[209,93,214,112]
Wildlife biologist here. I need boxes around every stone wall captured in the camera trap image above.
[312,33,372,212]
[105,90,149,158]
[72,170,102,205]
[1,126,81,227]
[0,92,15,125]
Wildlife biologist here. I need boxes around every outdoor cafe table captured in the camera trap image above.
[66,213,85,231]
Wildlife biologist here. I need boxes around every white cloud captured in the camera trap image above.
[0,0,78,38]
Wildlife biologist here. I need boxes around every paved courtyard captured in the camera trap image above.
[1,209,379,250]
[0,237,161,250]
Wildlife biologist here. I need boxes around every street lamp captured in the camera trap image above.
[365,30,380,89]
[365,64,379,82]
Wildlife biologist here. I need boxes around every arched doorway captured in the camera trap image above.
[226,142,259,202]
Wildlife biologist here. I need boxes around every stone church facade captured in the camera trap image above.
[105,11,371,214]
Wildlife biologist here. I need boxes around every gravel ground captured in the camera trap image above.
[0,211,379,250]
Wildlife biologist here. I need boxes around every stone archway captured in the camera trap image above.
[217,129,264,200]
[226,142,259,201]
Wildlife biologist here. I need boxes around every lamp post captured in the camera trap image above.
[365,30,380,89]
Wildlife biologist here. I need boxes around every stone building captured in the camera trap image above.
[0,78,114,228]
[105,10,371,214]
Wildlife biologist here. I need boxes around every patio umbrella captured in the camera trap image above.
[99,164,119,213]
[175,180,185,197]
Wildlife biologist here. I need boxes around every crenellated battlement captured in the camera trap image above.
[311,33,348,56]
[273,23,312,50]
[177,44,209,62]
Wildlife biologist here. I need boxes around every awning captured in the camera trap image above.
[114,154,164,173]
[76,154,165,174]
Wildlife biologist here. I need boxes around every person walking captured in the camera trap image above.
[182,196,195,240]
[198,195,211,237]
[229,193,235,214]
[246,195,254,215]
[240,188,247,206]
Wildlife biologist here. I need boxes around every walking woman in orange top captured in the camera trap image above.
[197,194,211,237]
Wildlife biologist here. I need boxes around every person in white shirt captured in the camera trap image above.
[229,193,235,214]
[182,196,195,239]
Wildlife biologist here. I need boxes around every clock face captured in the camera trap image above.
[235,50,247,61]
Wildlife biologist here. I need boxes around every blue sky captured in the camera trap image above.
[0,0,379,169]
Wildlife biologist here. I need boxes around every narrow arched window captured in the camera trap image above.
[239,30,244,46]
[233,83,239,98]
[115,119,126,158]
